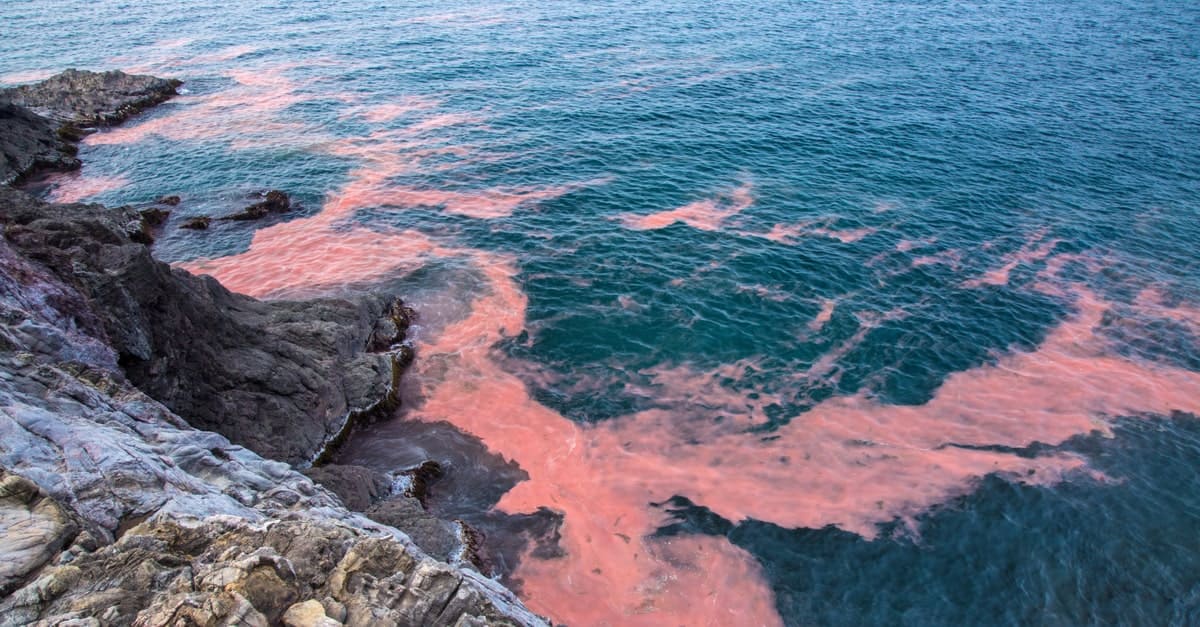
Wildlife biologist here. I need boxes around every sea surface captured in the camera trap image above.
[4,0,1200,624]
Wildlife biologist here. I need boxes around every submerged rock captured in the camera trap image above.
[138,206,171,227]
[0,68,180,127]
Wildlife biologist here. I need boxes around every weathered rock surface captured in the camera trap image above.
[0,186,402,465]
[0,101,79,185]
[0,514,533,627]
[0,69,180,127]
[0,71,544,626]
[303,464,390,512]
[0,190,544,627]
[0,69,178,185]
[0,472,80,597]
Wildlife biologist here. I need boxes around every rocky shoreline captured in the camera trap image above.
[0,70,546,626]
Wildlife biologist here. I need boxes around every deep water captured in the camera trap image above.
[4,0,1200,624]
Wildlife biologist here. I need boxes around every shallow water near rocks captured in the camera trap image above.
[4,0,1200,624]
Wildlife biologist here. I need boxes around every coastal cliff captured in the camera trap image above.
[0,70,545,626]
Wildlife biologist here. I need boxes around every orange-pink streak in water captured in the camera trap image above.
[46,173,130,203]
[620,182,754,231]
[401,247,1200,625]
[808,298,837,332]
[963,235,1062,288]
[356,96,443,123]
[412,261,782,626]
[765,221,878,244]
[84,64,322,148]
[0,68,58,85]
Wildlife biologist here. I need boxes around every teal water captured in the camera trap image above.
[4,1,1200,624]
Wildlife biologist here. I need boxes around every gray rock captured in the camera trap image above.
[0,69,180,127]
[179,215,211,230]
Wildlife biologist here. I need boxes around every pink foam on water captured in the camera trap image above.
[188,150,1200,627]
[735,284,791,302]
[620,182,754,231]
[46,173,130,203]
[911,249,963,269]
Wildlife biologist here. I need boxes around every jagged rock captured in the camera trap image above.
[367,299,417,353]
[179,215,211,230]
[0,69,180,127]
[303,465,390,512]
[155,194,181,206]
[0,219,546,627]
[0,514,538,626]
[0,102,79,185]
[398,460,445,506]
[223,189,291,221]
[0,186,402,465]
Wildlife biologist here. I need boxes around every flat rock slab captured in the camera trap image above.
[0,68,179,126]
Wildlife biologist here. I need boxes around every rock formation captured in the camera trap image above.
[0,69,179,186]
[0,71,546,626]
[0,68,180,127]
[0,101,79,185]
[223,189,292,221]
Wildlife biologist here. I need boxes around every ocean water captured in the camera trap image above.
[4,0,1200,624]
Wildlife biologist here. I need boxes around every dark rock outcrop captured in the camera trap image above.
[0,218,543,623]
[0,69,179,185]
[304,464,391,512]
[224,189,292,221]
[0,102,79,185]
[0,186,404,466]
[180,215,211,230]
[0,68,180,127]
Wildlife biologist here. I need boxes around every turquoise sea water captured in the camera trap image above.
[4,1,1200,624]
